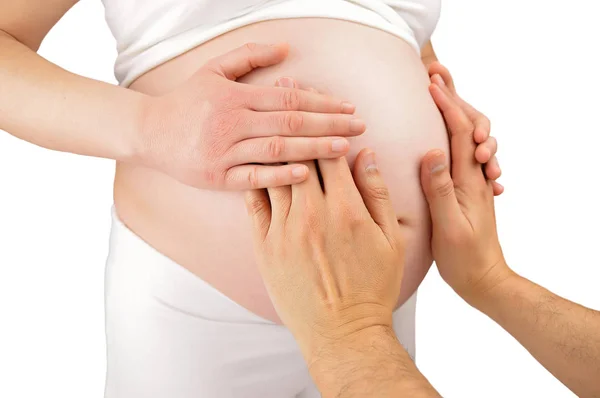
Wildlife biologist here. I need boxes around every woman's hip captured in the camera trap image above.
[104,207,417,397]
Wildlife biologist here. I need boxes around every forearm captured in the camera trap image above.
[474,272,600,397]
[309,326,440,398]
[420,41,438,69]
[0,31,147,162]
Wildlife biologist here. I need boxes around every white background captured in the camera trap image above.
[1,0,599,397]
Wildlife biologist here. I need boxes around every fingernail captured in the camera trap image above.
[430,152,446,174]
[331,138,349,152]
[341,102,356,114]
[364,151,377,172]
[434,74,445,87]
[349,118,366,133]
[292,165,307,178]
[277,77,295,88]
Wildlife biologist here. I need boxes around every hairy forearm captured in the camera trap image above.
[0,31,147,162]
[309,326,440,398]
[474,272,600,397]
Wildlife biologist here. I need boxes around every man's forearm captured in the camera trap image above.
[309,326,440,398]
[473,272,600,397]
[0,31,146,162]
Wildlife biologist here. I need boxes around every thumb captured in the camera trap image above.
[420,150,463,227]
[352,149,398,234]
[244,189,272,241]
[208,42,289,81]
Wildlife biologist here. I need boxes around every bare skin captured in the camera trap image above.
[1,3,501,323]
[0,2,362,190]
[423,75,600,398]
[245,148,440,398]
[118,19,501,321]
[246,68,599,397]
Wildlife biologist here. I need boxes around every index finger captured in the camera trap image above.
[318,157,363,204]
[244,86,356,114]
[428,62,457,95]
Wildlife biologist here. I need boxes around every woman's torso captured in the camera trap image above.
[114,17,447,322]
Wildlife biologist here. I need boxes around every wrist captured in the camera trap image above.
[121,91,154,165]
[308,325,404,392]
[305,303,394,361]
[467,263,521,313]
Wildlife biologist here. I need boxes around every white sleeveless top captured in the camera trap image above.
[101,0,442,87]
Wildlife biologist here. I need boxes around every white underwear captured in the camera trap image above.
[104,207,417,398]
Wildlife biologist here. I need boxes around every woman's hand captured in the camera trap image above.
[428,62,504,195]
[138,43,364,190]
[420,75,513,305]
[245,149,405,362]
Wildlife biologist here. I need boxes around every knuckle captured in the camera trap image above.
[457,124,475,140]
[202,59,221,75]
[247,166,261,189]
[246,195,266,215]
[461,117,476,133]
[282,112,304,134]
[248,88,266,106]
[206,112,228,135]
[267,136,286,160]
[346,210,365,226]
[209,110,244,140]
[435,179,455,199]
[328,116,340,133]
[244,42,258,52]
[281,90,301,111]
[368,184,391,202]
[302,209,323,238]
[306,210,321,229]
[217,86,244,108]
[336,203,364,225]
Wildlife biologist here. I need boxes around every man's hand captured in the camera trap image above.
[424,67,600,398]
[138,42,364,190]
[246,149,404,359]
[421,74,513,304]
[428,62,504,195]
[245,146,438,397]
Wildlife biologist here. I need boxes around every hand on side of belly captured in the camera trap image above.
[134,42,366,190]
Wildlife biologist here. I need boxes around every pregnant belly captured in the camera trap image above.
[115,18,448,322]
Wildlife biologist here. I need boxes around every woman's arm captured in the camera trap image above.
[0,0,143,162]
[420,40,438,68]
[0,1,364,190]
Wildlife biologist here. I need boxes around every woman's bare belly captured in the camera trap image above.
[115,18,448,322]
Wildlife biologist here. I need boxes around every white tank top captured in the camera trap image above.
[101,0,442,87]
